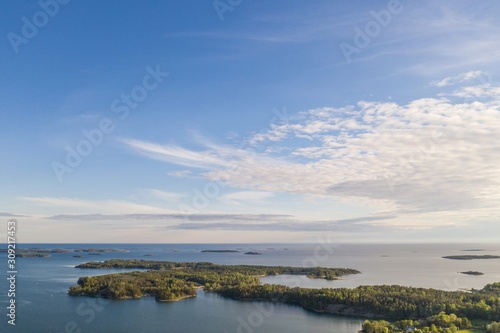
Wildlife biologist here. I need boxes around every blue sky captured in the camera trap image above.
[1,0,499,243]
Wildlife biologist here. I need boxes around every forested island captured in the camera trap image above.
[70,271,198,301]
[70,260,357,301]
[69,259,500,329]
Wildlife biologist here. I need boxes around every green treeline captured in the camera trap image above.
[362,312,472,333]
[214,283,500,320]
[363,317,500,333]
[486,321,500,333]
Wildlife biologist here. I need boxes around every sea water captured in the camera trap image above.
[1,243,499,333]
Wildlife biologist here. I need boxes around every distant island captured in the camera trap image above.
[17,252,51,258]
[74,248,128,253]
[0,248,73,257]
[442,255,500,260]
[461,249,486,252]
[1,247,128,258]
[244,252,261,255]
[201,250,239,253]
[460,271,484,275]
[25,248,73,253]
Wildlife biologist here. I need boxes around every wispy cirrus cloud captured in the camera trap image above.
[168,217,397,232]
[120,139,229,169]
[348,3,500,76]
[47,212,396,232]
[121,137,291,174]
[167,170,195,178]
[0,212,27,217]
[48,213,291,222]
[164,3,356,44]
[20,197,173,214]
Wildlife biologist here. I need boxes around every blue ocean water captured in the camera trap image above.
[1,243,499,333]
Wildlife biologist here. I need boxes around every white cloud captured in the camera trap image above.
[431,71,489,87]
[167,170,194,178]
[144,189,187,202]
[122,80,500,228]
[445,84,500,99]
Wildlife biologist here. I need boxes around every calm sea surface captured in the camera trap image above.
[1,243,499,333]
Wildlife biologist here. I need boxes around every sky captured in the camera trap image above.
[1,0,499,243]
